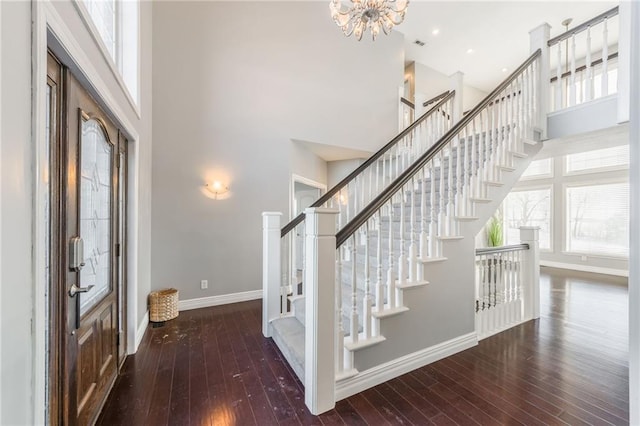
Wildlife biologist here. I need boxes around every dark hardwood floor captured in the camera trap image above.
[97,267,629,425]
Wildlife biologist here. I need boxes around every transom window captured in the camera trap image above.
[565,145,629,174]
[79,0,139,104]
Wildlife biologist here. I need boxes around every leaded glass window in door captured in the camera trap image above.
[79,117,113,315]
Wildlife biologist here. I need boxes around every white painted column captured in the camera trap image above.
[398,85,406,132]
[617,1,631,124]
[628,1,640,424]
[304,207,338,415]
[262,212,282,338]
[448,71,464,124]
[520,226,540,320]
[529,23,551,140]
[414,92,428,117]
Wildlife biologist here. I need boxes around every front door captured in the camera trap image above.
[63,71,120,425]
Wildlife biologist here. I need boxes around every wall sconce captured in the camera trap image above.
[205,181,229,199]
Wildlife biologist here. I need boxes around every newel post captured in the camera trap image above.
[529,23,551,140]
[520,226,540,320]
[262,212,282,338]
[448,71,464,124]
[304,207,338,415]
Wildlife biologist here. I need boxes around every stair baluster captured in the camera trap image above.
[336,250,345,375]
[363,221,373,340]
[408,176,418,282]
[419,166,428,264]
[386,196,397,309]
[602,18,609,97]
[555,42,562,110]
[585,27,592,103]
[428,159,438,258]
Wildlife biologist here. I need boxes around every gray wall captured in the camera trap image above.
[151,1,404,301]
[413,62,487,113]
[0,1,153,422]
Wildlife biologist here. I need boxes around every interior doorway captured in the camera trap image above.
[291,176,326,272]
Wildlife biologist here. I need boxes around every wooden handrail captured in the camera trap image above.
[547,6,619,47]
[400,97,415,109]
[549,51,618,83]
[336,49,541,247]
[476,244,530,255]
[423,90,451,108]
[280,91,456,237]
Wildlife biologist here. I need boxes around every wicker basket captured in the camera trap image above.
[149,288,179,322]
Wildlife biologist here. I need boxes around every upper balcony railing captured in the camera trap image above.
[548,6,619,112]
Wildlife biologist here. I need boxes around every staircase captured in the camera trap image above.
[261,6,627,416]
[263,42,547,414]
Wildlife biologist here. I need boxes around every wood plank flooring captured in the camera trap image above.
[97,267,629,425]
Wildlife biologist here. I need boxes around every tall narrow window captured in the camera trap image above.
[80,0,139,102]
[502,188,552,250]
[566,183,629,257]
[83,0,117,59]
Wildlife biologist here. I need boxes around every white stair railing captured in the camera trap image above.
[548,6,619,112]
[332,50,541,382]
[275,92,456,319]
[475,227,540,340]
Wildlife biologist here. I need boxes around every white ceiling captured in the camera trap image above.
[397,1,619,91]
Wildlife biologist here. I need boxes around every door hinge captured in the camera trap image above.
[116,243,121,257]
[116,333,120,346]
[116,153,121,169]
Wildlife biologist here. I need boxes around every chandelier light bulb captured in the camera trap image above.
[329,0,409,41]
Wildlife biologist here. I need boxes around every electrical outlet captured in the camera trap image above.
[581,255,587,262]
[200,279,208,290]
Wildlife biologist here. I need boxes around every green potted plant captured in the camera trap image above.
[486,214,504,247]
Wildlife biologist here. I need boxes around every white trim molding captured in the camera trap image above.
[335,332,478,401]
[135,311,149,352]
[540,260,629,278]
[178,290,262,311]
[0,0,3,421]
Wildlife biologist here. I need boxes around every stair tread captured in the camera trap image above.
[270,316,305,383]
[344,335,386,352]
[470,197,492,203]
[396,280,429,289]
[455,216,479,221]
[371,306,410,319]
[419,256,448,263]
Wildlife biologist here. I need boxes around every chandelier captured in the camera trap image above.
[329,0,409,41]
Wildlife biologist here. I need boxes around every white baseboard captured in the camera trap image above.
[335,332,478,401]
[178,289,262,311]
[135,311,149,352]
[541,260,628,277]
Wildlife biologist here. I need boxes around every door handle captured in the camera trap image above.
[69,284,94,297]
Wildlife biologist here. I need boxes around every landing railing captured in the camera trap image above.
[277,92,456,318]
[475,227,540,340]
[548,6,619,112]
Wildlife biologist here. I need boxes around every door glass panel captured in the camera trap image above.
[80,118,112,315]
